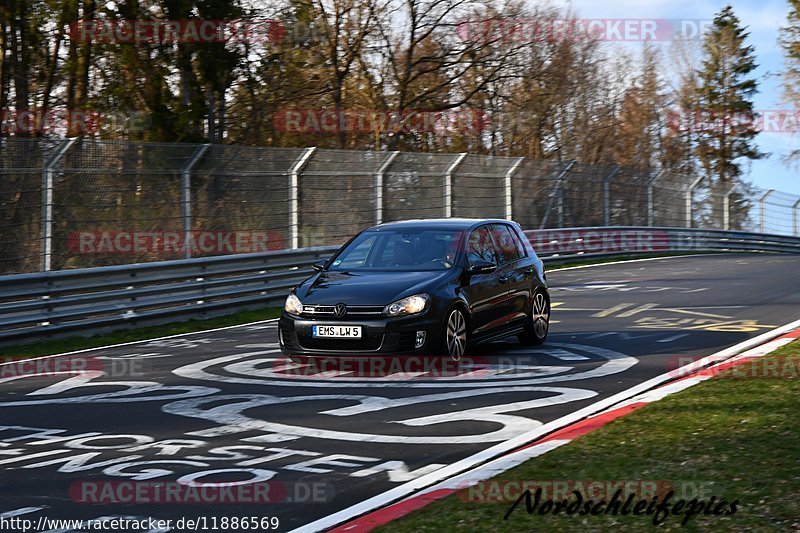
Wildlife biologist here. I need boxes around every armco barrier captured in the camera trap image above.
[1,226,799,345]
[0,246,337,343]
[525,226,800,259]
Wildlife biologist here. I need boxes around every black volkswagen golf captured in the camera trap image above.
[279,218,550,359]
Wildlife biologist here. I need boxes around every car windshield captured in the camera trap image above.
[328,229,464,271]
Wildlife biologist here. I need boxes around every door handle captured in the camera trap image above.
[498,275,509,284]
[524,268,536,276]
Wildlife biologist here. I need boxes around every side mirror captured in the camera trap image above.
[311,261,327,272]
[468,259,497,274]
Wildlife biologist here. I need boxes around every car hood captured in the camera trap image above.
[296,270,451,305]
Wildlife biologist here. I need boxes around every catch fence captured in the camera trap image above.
[1,138,797,275]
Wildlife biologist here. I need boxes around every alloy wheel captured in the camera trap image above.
[446,308,467,360]
[532,292,549,339]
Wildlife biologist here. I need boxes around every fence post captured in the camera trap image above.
[646,170,662,227]
[723,184,737,231]
[504,157,524,220]
[375,151,399,225]
[794,197,800,237]
[539,160,576,229]
[181,144,210,260]
[759,189,775,234]
[685,176,704,228]
[603,166,621,227]
[289,147,316,249]
[41,138,77,271]
[444,153,467,218]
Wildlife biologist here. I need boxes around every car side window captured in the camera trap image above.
[466,226,499,266]
[511,226,529,257]
[489,224,522,264]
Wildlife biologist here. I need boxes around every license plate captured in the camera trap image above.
[312,325,362,339]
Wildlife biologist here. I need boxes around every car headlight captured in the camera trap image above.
[384,293,429,317]
[284,293,303,315]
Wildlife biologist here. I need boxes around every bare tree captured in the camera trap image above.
[373,0,529,150]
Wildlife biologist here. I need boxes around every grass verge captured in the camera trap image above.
[0,307,282,360]
[379,339,800,532]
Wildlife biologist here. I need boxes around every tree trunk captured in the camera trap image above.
[10,0,30,136]
[71,0,94,136]
[0,21,7,120]
[206,88,215,142]
[39,1,71,136]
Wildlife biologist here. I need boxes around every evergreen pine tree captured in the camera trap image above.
[695,5,764,228]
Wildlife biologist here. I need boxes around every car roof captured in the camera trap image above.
[366,218,516,232]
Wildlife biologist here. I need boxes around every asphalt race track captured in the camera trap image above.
[1,253,799,532]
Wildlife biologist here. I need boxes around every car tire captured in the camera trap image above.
[519,290,549,346]
[443,306,469,361]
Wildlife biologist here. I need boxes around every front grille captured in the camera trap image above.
[301,305,384,319]
[296,330,384,351]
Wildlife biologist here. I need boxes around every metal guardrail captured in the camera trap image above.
[0,246,337,343]
[525,226,800,263]
[1,226,799,345]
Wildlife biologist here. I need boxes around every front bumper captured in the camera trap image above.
[278,311,441,356]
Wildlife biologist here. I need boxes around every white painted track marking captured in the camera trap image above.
[290,316,800,533]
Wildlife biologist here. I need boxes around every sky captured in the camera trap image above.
[559,0,800,197]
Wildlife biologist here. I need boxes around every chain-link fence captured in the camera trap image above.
[1,138,798,275]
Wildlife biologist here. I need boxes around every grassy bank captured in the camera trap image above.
[380,340,800,532]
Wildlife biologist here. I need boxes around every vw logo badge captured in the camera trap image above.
[334,303,347,318]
